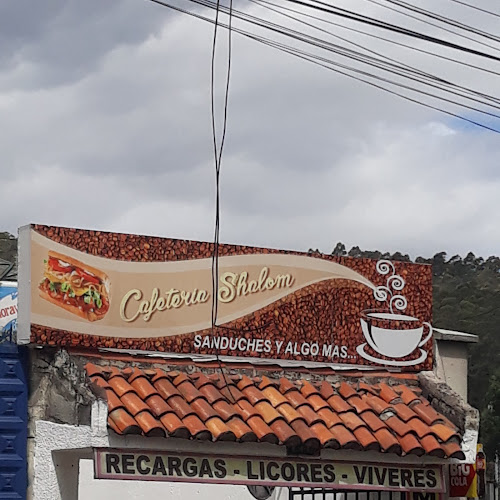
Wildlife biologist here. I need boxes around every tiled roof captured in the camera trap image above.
[85,363,465,460]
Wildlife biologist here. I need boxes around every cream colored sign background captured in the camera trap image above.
[30,231,375,339]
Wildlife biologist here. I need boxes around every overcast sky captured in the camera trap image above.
[1,0,500,259]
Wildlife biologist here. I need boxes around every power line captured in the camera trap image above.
[146,0,500,133]
[185,0,500,114]
[381,0,500,44]
[288,0,500,60]
[445,0,500,19]
[246,0,500,110]
[360,0,500,53]
[254,0,500,79]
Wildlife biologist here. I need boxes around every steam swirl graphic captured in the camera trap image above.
[374,260,407,314]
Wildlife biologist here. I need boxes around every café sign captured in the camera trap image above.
[18,225,433,369]
[94,449,444,492]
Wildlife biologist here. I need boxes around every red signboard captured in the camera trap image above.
[18,224,433,369]
[449,463,477,498]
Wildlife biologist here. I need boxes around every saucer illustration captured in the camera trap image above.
[356,344,427,366]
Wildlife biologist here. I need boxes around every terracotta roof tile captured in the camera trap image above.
[190,398,219,422]
[90,376,110,390]
[277,403,303,424]
[108,377,135,397]
[154,378,181,401]
[431,423,460,442]
[213,400,239,421]
[191,373,211,389]
[319,381,336,400]
[151,368,169,383]
[242,386,267,405]
[361,411,386,433]
[135,411,166,437]
[407,418,430,438]
[85,363,104,378]
[396,385,420,405]
[237,375,254,391]
[339,412,366,431]
[291,419,321,454]
[160,413,189,438]
[270,419,301,448]
[120,392,150,416]
[392,403,418,422]
[412,403,443,426]
[255,401,281,425]
[146,394,172,418]
[379,383,401,404]
[86,364,464,458]
[300,381,320,398]
[177,381,203,403]
[198,384,225,404]
[234,399,258,420]
[365,395,392,415]
[359,382,379,395]
[298,405,323,426]
[108,408,141,434]
[348,396,371,414]
[182,414,211,440]
[374,428,402,454]
[168,395,196,419]
[285,390,309,409]
[338,382,357,399]
[317,407,342,428]
[328,395,352,414]
[398,434,425,456]
[420,435,446,458]
[353,426,380,452]
[131,377,157,400]
[247,415,278,444]
[105,389,124,412]
[227,417,257,442]
[330,425,361,450]
[279,378,297,394]
[442,441,466,460]
[310,422,339,449]
[206,417,236,441]
[259,376,277,390]
[262,386,288,407]
[307,394,329,412]
[108,417,121,434]
[385,416,413,436]
[102,366,122,379]
[220,385,245,403]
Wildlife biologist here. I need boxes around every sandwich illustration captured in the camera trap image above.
[39,251,110,321]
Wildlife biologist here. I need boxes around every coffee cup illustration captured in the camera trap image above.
[360,311,433,359]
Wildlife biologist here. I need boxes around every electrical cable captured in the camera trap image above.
[281,0,500,60]
[254,0,500,78]
[182,0,500,115]
[380,0,500,44]
[147,0,500,133]
[359,0,500,53]
[246,0,500,109]
[445,0,500,19]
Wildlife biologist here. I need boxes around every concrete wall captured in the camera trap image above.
[435,340,469,400]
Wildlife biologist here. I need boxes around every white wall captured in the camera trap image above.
[435,341,469,400]
[78,459,287,500]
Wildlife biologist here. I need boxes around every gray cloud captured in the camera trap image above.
[1,0,500,261]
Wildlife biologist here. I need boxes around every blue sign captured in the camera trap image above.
[0,283,18,337]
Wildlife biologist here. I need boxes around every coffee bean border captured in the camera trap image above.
[31,225,433,370]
